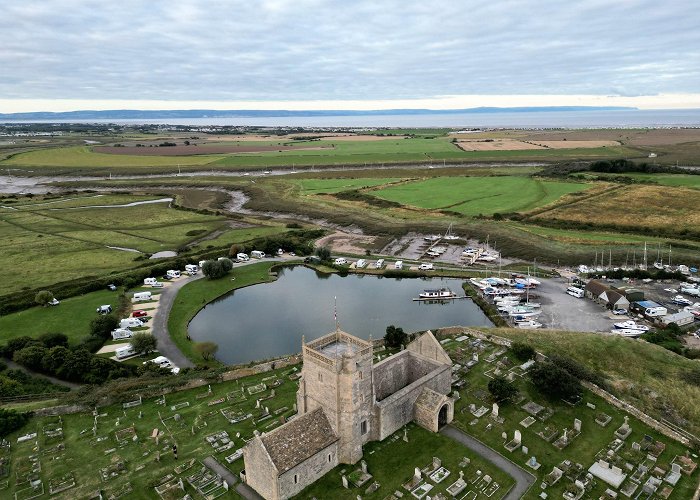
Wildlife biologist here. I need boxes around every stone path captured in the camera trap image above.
[2,358,82,390]
[440,425,535,500]
[202,456,262,500]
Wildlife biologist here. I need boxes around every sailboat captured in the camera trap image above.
[653,243,664,270]
[444,223,459,241]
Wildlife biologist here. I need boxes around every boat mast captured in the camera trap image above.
[643,242,647,270]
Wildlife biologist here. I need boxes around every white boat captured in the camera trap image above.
[508,309,541,318]
[613,320,650,332]
[417,288,457,300]
[443,223,460,241]
[477,254,498,262]
[612,328,644,338]
[423,235,441,242]
[517,320,543,329]
[653,262,664,270]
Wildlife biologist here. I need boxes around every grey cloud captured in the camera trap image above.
[0,0,699,101]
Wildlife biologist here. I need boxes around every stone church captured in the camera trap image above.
[243,329,454,500]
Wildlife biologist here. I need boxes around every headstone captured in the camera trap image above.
[138,411,143,419]
[403,428,409,442]
[414,467,421,480]
[342,475,349,489]
[208,384,212,394]
[632,442,641,452]
[529,456,537,467]
[361,460,367,473]
[501,432,507,440]
[574,418,581,433]
[472,352,479,362]
[469,404,476,412]
[256,399,260,409]
[562,429,568,442]
[586,402,596,410]
[514,430,522,444]
[293,403,297,412]
[492,403,499,417]
[522,446,529,454]
[432,456,441,468]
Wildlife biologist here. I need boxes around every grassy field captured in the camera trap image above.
[167,261,280,364]
[530,184,700,234]
[0,193,228,295]
[371,176,590,215]
[0,289,122,345]
[295,177,404,194]
[576,171,700,189]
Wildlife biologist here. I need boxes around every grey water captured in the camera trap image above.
[7,109,700,128]
[187,266,492,365]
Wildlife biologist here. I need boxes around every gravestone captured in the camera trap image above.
[574,418,581,433]
[361,460,367,473]
[502,432,507,440]
[522,446,529,454]
[293,403,297,412]
[472,352,479,362]
[632,442,641,452]
[492,403,499,418]
[403,428,409,442]
[514,430,522,444]
[342,475,349,489]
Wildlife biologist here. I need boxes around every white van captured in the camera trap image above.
[144,277,157,286]
[356,259,367,268]
[645,306,668,317]
[111,328,132,340]
[115,345,136,360]
[251,250,265,259]
[419,263,434,271]
[120,318,143,329]
[185,264,198,275]
[236,253,249,262]
[394,261,403,270]
[374,259,384,269]
[133,291,152,302]
[166,270,181,279]
[566,286,584,298]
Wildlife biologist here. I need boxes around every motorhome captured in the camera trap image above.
[120,318,143,329]
[355,259,367,268]
[374,259,384,269]
[566,286,584,298]
[144,277,157,286]
[185,264,198,275]
[419,263,434,271]
[334,257,348,265]
[166,270,181,279]
[133,291,152,302]
[115,345,136,360]
[111,328,132,340]
[394,260,403,270]
[96,304,112,315]
[251,250,265,259]
[236,253,249,262]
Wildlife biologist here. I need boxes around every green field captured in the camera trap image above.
[578,171,700,189]
[0,289,122,345]
[295,177,403,194]
[371,176,590,215]
[0,193,228,295]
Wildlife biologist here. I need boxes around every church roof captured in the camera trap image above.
[406,330,452,365]
[415,387,449,414]
[260,408,338,474]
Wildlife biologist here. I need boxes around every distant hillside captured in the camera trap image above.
[0,106,635,120]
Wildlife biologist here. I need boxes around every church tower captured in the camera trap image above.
[296,330,373,464]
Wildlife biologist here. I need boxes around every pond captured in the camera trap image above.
[188,266,492,365]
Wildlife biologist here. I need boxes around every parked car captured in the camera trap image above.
[418,263,434,271]
[132,310,148,318]
[49,298,60,306]
[612,309,628,315]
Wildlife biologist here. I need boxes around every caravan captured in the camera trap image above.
[166,270,181,279]
[185,264,198,275]
[111,328,133,340]
[236,253,249,262]
[143,278,157,286]
[251,250,265,259]
[566,286,584,298]
[115,345,136,360]
[132,291,152,302]
[120,318,143,329]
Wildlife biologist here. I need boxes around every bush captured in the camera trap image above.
[130,332,157,355]
[202,260,228,279]
[529,362,582,401]
[35,290,55,306]
[0,408,32,437]
[194,342,219,361]
[13,345,49,371]
[487,376,518,403]
[548,354,605,386]
[90,314,119,340]
[0,336,38,358]
[38,332,69,348]
[510,342,536,361]
[315,246,331,261]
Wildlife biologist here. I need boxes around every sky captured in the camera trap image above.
[2,0,700,112]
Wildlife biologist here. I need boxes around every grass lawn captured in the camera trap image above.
[294,177,403,195]
[194,224,290,249]
[298,424,515,499]
[371,176,590,215]
[0,193,228,295]
[167,261,280,365]
[0,289,121,345]
[577,171,700,189]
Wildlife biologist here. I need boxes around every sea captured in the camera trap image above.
[6,109,700,128]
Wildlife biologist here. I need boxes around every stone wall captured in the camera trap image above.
[243,436,279,500]
[372,364,451,440]
[373,351,441,402]
[277,442,338,499]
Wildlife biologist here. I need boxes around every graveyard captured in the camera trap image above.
[0,332,698,499]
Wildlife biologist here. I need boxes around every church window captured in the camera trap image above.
[318,372,322,382]
[294,474,299,484]
[328,453,332,463]
[361,420,367,435]
[358,370,363,380]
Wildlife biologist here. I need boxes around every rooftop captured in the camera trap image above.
[305,329,372,361]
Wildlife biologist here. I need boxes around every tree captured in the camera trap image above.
[56,349,93,382]
[202,260,227,279]
[384,325,407,349]
[35,290,55,307]
[194,342,219,361]
[315,246,331,261]
[229,244,242,258]
[0,336,37,358]
[510,342,536,361]
[13,345,49,371]
[219,258,233,273]
[38,332,68,349]
[529,362,582,401]
[0,408,31,438]
[90,315,119,339]
[487,376,518,403]
[130,333,157,355]
[42,346,70,373]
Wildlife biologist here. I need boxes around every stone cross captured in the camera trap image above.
[492,403,499,417]
[138,411,143,419]
[574,418,581,433]
[459,471,464,479]
[342,475,349,488]
[623,416,629,427]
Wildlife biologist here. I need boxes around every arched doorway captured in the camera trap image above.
[438,404,449,427]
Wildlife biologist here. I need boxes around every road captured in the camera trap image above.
[2,358,82,390]
[150,274,203,369]
[202,456,263,500]
[440,425,535,500]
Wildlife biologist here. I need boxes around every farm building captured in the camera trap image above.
[243,329,454,500]
[662,310,695,327]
